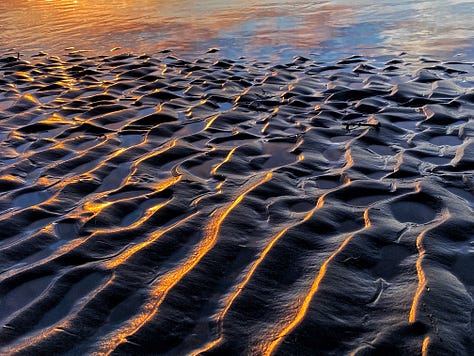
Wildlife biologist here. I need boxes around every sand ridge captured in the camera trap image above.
[0,52,473,355]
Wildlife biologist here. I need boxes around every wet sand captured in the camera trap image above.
[0,51,473,355]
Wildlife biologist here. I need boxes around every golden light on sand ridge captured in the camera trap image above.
[262,208,372,355]
[97,172,272,353]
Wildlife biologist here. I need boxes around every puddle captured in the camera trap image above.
[13,190,54,209]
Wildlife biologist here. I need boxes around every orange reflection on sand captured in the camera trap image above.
[409,232,429,324]
[0,174,23,183]
[13,71,34,81]
[409,208,450,324]
[211,147,237,175]
[6,273,116,355]
[343,148,354,170]
[190,196,320,355]
[98,172,272,354]
[364,209,371,229]
[104,209,196,269]
[119,139,177,185]
[23,93,41,105]
[35,176,57,187]
[191,180,356,354]
[153,175,182,192]
[99,200,172,238]
[216,180,225,191]
[134,139,176,165]
[83,201,114,215]
[203,115,219,131]
[422,336,430,356]
[40,113,70,125]
[316,194,325,209]
[393,151,404,173]
[262,208,371,355]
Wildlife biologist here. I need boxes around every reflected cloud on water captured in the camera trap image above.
[0,0,472,60]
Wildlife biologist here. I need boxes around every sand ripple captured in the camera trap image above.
[0,52,473,355]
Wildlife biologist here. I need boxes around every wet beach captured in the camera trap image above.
[0,50,472,355]
[0,1,473,355]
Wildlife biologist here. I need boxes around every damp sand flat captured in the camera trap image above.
[0,52,473,355]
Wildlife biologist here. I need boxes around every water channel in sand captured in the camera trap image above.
[0,0,473,61]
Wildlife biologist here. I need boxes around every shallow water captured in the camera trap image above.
[0,0,473,61]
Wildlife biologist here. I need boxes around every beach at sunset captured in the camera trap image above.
[0,1,473,355]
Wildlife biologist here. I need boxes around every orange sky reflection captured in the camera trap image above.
[0,1,472,61]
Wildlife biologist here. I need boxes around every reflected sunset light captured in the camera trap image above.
[0,0,472,60]
[0,1,473,355]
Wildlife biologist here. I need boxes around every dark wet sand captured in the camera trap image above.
[0,51,473,355]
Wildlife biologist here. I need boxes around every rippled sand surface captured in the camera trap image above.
[0,52,473,355]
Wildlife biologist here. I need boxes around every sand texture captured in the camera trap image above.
[0,52,473,355]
